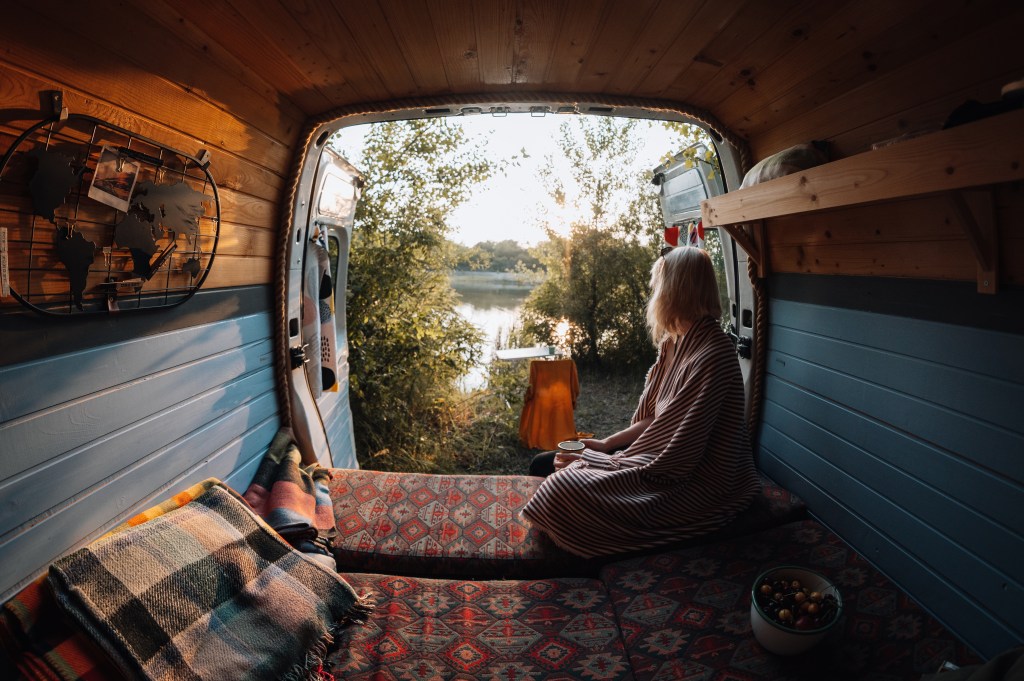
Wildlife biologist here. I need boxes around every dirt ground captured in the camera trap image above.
[452,365,648,476]
[572,367,648,440]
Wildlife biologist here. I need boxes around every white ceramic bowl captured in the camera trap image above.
[750,565,843,655]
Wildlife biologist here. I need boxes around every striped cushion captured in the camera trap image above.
[600,519,979,680]
[327,469,806,578]
[327,573,634,680]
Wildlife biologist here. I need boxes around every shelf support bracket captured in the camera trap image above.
[721,220,768,278]
[949,189,997,294]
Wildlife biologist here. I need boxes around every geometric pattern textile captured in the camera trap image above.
[327,572,634,680]
[600,519,980,681]
[327,469,807,579]
[328,470,579,578]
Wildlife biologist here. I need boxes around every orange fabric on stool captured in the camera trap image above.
[518,358,579,449]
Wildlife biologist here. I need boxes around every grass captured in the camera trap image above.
[362,363,648,476]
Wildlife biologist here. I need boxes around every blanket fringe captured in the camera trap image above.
[281,595,375,681]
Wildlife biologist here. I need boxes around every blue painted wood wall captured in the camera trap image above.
[758,275,1024,658]
[0,308,280,602]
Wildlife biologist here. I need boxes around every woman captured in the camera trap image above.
[521,246,760,558]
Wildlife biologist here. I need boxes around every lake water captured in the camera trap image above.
[451,271,536,391]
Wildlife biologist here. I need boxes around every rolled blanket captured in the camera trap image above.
[47,484,372,681]
[243,428,337,568]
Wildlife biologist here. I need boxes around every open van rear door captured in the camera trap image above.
[289,147,362,468]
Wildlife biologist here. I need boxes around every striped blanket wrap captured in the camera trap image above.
[46,483,371,681]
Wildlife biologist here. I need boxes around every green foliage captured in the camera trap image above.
[521,117,663,369]
[338,119,495,470]
[451,239,541,272]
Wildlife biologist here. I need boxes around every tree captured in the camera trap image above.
[333,119,494,468]
[521,117,664,370]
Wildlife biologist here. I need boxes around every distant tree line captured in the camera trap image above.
[450,239,541,272]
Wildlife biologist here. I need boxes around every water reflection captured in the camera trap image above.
[451,272,534,391]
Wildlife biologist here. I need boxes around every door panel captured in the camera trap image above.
[290,146,362,469]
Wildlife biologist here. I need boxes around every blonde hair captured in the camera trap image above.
[646,246,722,343]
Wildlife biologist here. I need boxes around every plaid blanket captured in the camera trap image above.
[46,484,370,681]
[243,429,337,566]
[0,479,218,681]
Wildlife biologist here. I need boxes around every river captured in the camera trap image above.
[450,271,537,391]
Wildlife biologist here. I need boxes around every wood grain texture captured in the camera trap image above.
[703,109,1024,227]
[0,65,287,201]
[17,0,302,147]
[634,0,747,97]
[328,0,421,97]
[472,0,519,87]
[714,0,935,135]
[661,0,809,106]
[0,8,293,172]
[749,4,1024,157]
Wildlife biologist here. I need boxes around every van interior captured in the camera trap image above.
[0,1,1021,679]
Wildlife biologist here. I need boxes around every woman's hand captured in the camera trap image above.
[578,438,609,453]
[553,452,583,470]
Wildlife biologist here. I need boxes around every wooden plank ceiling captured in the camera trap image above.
[142,0,1023,155]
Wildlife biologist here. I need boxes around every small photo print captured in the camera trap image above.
[88,146,140,212]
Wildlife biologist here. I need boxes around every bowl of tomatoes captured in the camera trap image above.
[750,566,842,655]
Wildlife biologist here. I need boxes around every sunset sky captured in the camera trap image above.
[333,114,684,246]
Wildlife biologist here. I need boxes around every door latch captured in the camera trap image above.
[290,344,310,369]
[728,329,752,359]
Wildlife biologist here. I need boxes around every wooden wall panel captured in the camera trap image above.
[378,0,452,93]
[0,8,293,170]
[764,186,1024,287]
[717,0,958,142]
[0,368,274,539]
[0,313,279,603]
[16,0,302,146]
[574,0,660,94]
[748,3,1024,158]
[0,312,271,422]
[507,0,562,87]
[759,296,1024,658]
[604,0,705,95]
[543,0,607,88]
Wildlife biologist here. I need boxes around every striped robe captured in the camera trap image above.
[521,316,760,557]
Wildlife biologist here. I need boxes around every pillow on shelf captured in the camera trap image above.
[740,141,829,188]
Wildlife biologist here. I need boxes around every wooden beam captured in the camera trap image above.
[721,221,766,278]
[949,190,998,294]
[702,108,1024,228]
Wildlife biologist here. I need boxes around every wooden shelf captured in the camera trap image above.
[702,108,1024,292]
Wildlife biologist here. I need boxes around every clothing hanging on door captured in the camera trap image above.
[302,234,339,398]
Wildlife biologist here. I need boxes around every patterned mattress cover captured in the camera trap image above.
[327,469,806,578]
[325,519,980,681]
